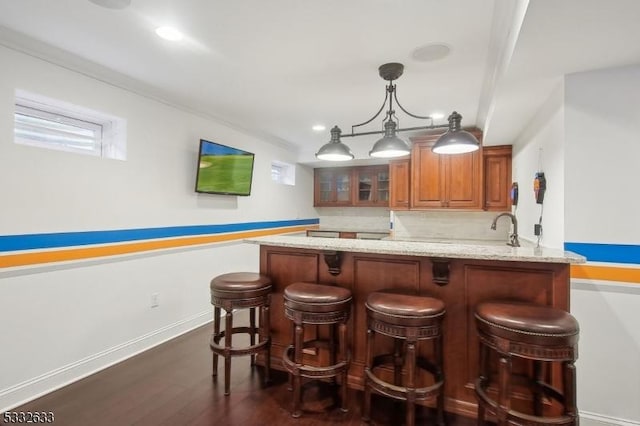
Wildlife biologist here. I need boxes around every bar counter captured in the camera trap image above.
[244,235,584,418]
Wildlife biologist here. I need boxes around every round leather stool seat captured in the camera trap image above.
[210,272,272,300]
[475,301,580,426]
[366,292,445,327]
[476,301,579,348]
[284,282,352,314]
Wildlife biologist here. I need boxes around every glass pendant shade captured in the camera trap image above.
[369,121,411,158]
[432,111,480,154]
[315,126,354,161]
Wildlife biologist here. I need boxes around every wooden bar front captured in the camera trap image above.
[258,244,570,418]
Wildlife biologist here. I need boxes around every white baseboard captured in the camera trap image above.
[581,411,640,426]
[0,311,212,412]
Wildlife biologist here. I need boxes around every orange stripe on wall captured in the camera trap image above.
[571,264,640,284]
[0,226,309,268]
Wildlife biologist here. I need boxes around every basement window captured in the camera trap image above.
[14,89,127,160]
[271,160,295,185]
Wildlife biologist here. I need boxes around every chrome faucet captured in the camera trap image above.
[491,212,520,247]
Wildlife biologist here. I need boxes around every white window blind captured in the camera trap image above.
[15,104,103,156]
[13,89,127,160]
[271,160,295,185]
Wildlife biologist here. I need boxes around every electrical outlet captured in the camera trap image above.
[151,293,159,308]
[534,224,542,236]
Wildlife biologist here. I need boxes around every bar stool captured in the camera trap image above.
[209,272,272,395]
[475,301,579,426]
[362,291,446,426]
[282,282,352,418]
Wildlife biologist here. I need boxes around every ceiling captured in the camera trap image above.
[1,0,640,166]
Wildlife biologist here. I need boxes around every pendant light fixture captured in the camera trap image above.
[431,111,480,154]
[315,63,479,160]
[315,126,354,161]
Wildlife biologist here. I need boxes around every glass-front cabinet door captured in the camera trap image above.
[314,166,389,207]
[354,165,389,206]
[358,171,373,202]
[317,169,333,203]
[377,169,389,203]
[334,169,352,203]
[314,167,353,206]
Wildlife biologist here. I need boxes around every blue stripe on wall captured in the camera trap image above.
[0,218,319,252]
[564,242,640,265]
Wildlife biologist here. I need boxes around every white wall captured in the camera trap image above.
[514,64,640,424]
[511,81,565,249]
[564,64,640,425]
[0,45,317,410]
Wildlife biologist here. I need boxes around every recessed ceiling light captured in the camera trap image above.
[411,43,451,62]
[155,26,184,42]
[312,124,326,132]
[88,0,131,9]
[431,113,445,120]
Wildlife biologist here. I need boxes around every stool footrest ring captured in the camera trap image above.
[365,367,443,401]
[475,378,575,426]
[282,345,349,379]
[210,331,270,358]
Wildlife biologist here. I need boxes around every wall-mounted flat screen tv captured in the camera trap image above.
[195,139,255,196]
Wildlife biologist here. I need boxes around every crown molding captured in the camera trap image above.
[0,25,298,153]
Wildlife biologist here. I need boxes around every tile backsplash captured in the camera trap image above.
[392,210,511,241]
[316,207,390,231]
[317,207,512,241]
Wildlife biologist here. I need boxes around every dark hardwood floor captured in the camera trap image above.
[7,314,477,426]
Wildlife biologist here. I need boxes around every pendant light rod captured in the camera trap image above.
[349,85,390,133]
[341,123,449,138]
[339,62,448,138]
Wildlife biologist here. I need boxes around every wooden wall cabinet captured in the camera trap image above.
[410,130,483,209]
[354,165,390,207]
[389,158,410,210]
[314,167,353,207]
[314,165,390,207]
[313,137,511,212]
[483,145,512,211]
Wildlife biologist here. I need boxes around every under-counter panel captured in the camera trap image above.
[351,256,421,366]
[257,244,572,419]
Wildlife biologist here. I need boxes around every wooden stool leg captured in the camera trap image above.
[262,301,271,384]
[497,355,512,426]
[292,321,304,418]
[212,306,221,378]
[362,327,374,423]
[564,360,578,424]
[477,342,489,426]
[339,321,348,412]
[406,341,416,426]
[435,332,445,426]
[394,338,403,386]
[533,360,544,416]
[249,307,256,365]
[224,309,233,396]
[287,321,295,392]
[329,323,337,385]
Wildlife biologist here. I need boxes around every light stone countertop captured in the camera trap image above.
[310,227,390,234]
[245,235,586,264]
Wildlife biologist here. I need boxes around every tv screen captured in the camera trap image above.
[195,139,255,196]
